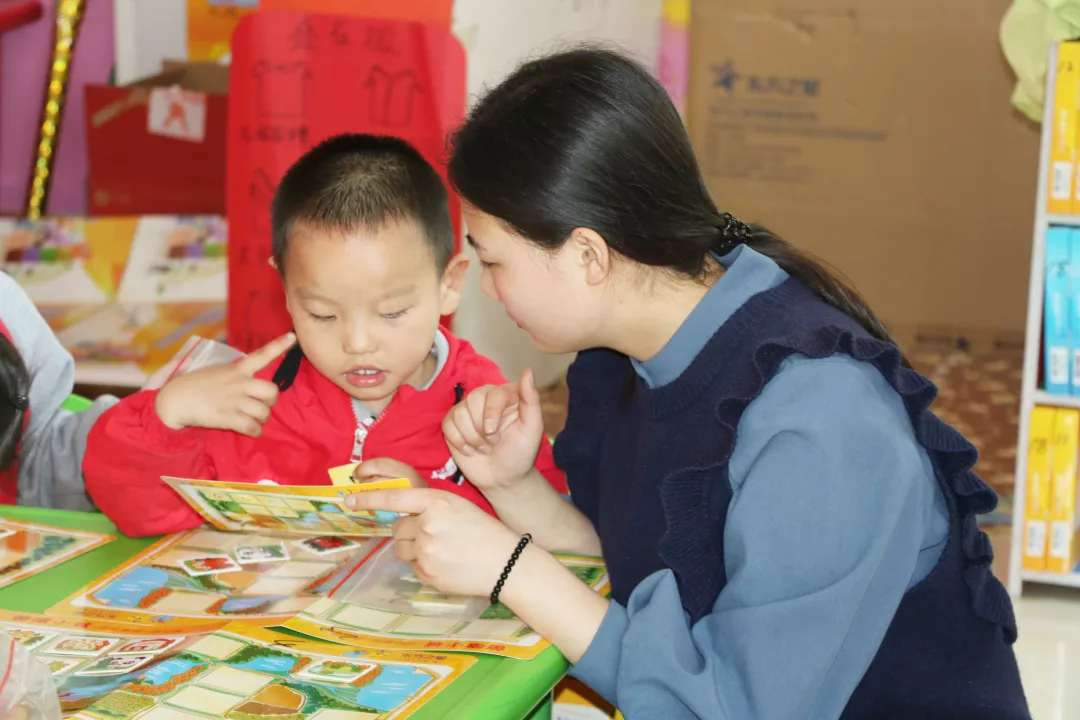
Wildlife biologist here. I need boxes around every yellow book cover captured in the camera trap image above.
[1048,409,1080,572]
[1024,407,1057,571]
[1050,43,1080,214]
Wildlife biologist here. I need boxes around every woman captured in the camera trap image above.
[347,48,1027,718]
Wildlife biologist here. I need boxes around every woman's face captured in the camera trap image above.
[462,206,602,354]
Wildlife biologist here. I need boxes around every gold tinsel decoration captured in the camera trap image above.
[27,0,86,219]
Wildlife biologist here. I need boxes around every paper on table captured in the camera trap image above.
[0,519,114,590]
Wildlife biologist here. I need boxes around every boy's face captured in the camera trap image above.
[280,219,466,413]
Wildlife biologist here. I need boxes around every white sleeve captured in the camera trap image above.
[0,274,116,509]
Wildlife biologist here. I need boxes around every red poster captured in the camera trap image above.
[227,12,466,352]
[260,0,452,26]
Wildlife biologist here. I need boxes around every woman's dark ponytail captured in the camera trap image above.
[0,333,30,474]
[714,217,907,363]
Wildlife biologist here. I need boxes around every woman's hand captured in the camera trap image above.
[346,487,520,597]
[442,369,545,491]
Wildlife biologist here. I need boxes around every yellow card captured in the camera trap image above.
[328,462,360,486]
[161,476,410,537]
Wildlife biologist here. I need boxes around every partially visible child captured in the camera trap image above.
[84,134,567,538]
[0,272,116,509]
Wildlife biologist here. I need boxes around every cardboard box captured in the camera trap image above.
[85,61,228,216]
[687,0,1040,344]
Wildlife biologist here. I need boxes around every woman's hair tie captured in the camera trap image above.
[7,393,28,411]
[718,212,752,241]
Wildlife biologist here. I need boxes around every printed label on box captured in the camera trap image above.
[148,87,208,143]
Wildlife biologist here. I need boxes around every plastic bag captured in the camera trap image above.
[0,635,61,720]
[142,336,245,390]
[330,541,489,619]
[1001,0,1080,122]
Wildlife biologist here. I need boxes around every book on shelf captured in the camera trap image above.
[1047,409,1080,574]
[1049,42,1080,214]
[1023,406,1055,571]
[1044,227,1072,394]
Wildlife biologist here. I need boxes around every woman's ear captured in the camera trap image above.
[569,228,612,286]
[439,254,470,316]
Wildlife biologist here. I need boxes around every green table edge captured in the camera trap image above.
[0,506,566,719]
[61,394,93,413]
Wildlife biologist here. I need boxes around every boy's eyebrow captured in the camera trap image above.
[297,288,332,302]
[298,285,417,302]
[377,285,417,300]
[465,234,481,251]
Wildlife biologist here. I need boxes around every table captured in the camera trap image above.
[0,505,563,719]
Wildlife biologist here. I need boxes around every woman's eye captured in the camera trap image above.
[381,309,409,320]
[309,313,336,322]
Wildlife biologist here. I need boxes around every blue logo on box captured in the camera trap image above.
[712,59,821,98]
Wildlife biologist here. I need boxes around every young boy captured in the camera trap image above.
[83,134,566,538]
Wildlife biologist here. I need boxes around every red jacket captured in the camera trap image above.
[84,331,565,537]
[0,318,28,505]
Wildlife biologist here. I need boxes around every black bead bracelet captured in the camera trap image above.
[490,533,533,606]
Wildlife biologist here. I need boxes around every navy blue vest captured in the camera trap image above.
[555,277,1028,718]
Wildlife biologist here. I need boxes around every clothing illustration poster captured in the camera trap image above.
[226,12,466,352]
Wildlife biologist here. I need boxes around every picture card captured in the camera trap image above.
[295,536,359,556]
[111,637,182,656]
[295,658,379,685]
[180,554,241,577]
[74,654,155,676]
[44,635,123,656]
[234,544,289,564]
[5,627,57,651]
[44,657,83,676]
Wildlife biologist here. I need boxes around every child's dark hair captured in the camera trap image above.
[0,334,29,475]
[448,48,901,352]
[271,134,455,272]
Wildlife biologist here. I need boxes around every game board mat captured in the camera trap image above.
[0,506,565,720]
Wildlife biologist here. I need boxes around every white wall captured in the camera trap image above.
[114,0,663,384]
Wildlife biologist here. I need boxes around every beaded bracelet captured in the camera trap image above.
[490,533,533,606]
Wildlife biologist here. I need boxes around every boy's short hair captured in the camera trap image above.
[271,134,456,272]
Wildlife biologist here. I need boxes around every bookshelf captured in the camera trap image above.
[1008,43,1080,595]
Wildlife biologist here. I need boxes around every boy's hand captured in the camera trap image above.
[353,458,428,488]
[154,333,295,437]
[442,369,544,491]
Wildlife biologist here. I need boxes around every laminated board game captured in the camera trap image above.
[161,477,407,537]
[0,518,114,590]
[284,543,610,660]
[46,529,389,634]
[0,610,203,715]
[68,623,476,720]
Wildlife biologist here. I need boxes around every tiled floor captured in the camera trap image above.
[1015,587,1080,718]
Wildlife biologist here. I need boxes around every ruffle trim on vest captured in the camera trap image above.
[659,314,1017,642]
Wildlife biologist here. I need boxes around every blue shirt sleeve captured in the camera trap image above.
[570,355,948,718]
